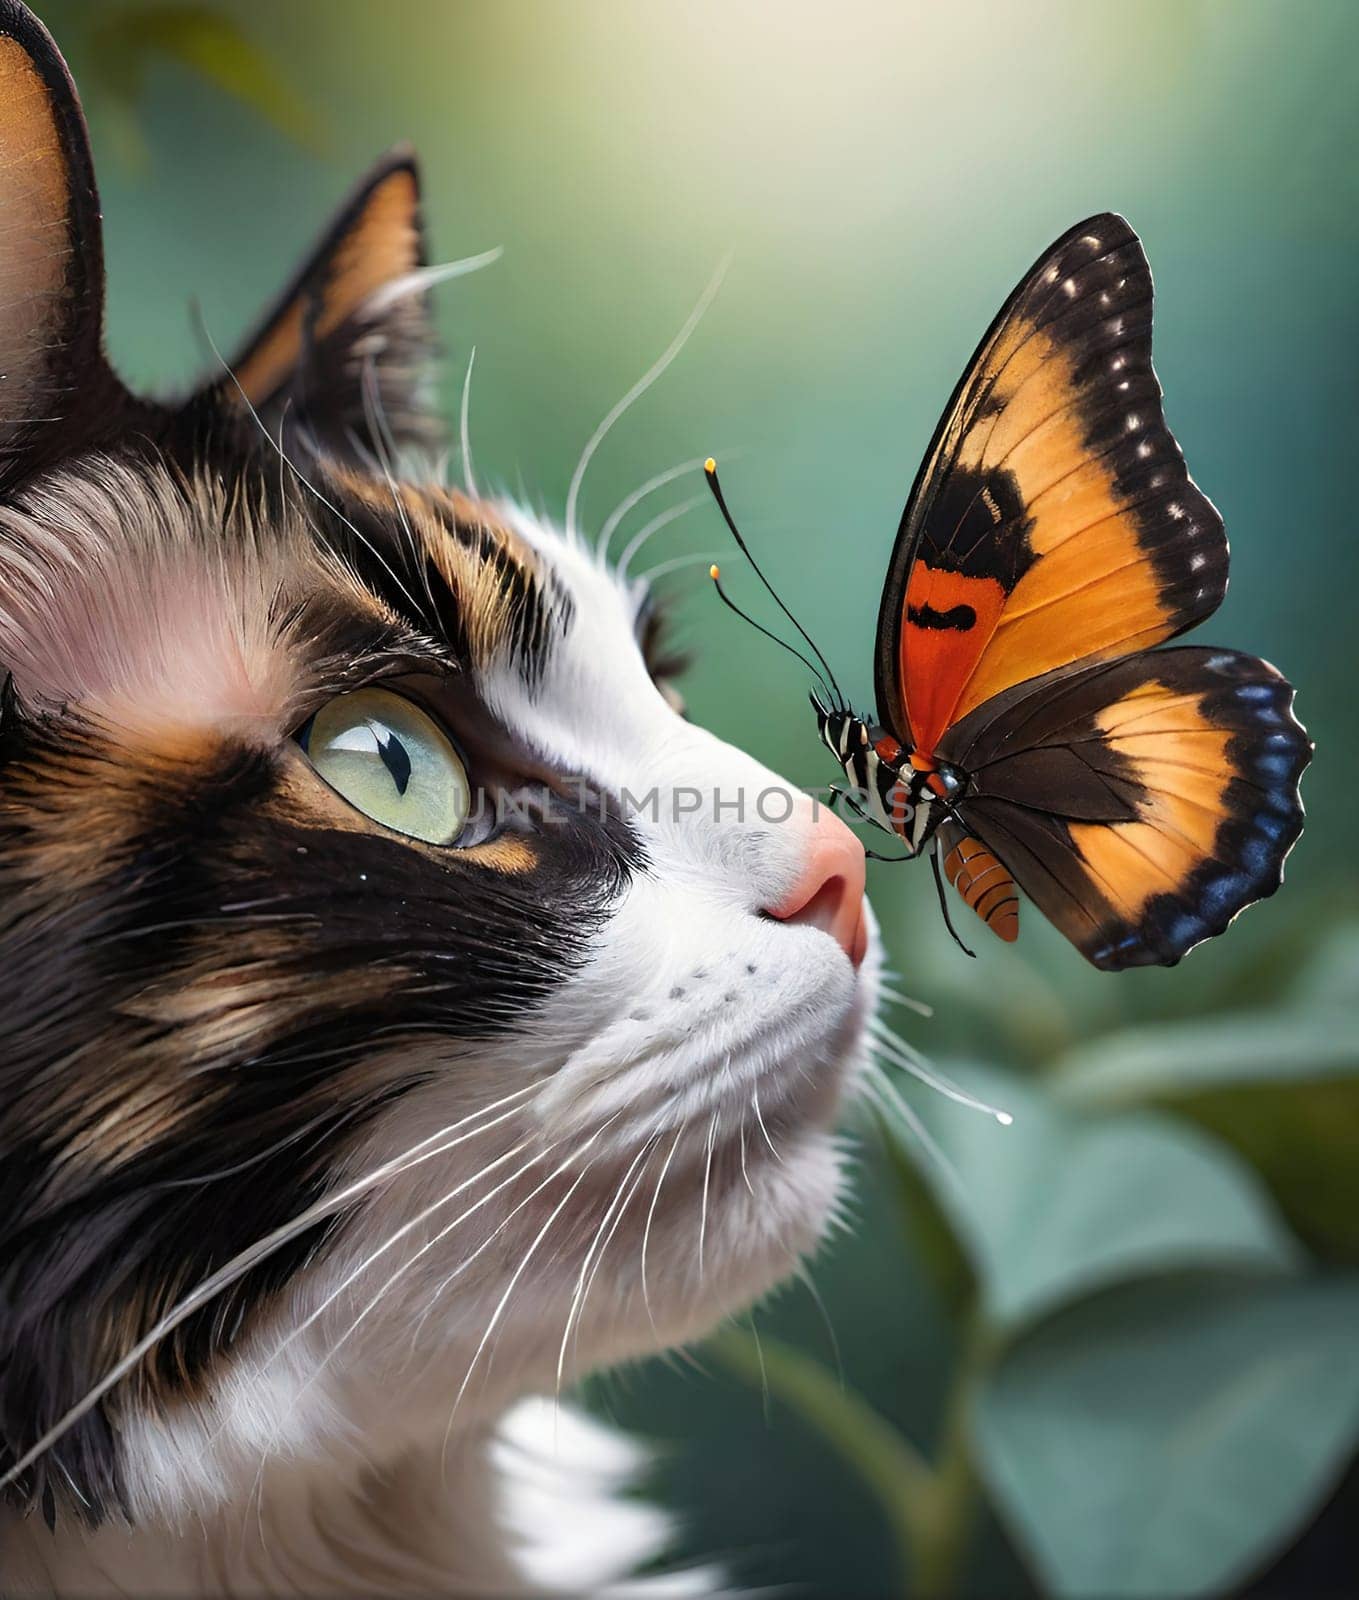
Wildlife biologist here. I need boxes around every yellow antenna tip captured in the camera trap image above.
[704,457,717,474]
[709,564,721,581]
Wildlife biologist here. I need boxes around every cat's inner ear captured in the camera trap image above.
[219,149,442,461]
[0,2,129,480]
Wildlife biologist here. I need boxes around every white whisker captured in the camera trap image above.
[360,356,437,616]
[641,1123,685,1337]
[698,1109,720,1281]
[201,321,428,622]
[459,346,479,499]
[0,1082,538,1493]
[878,987,934,1019]
[364,245,504,314]
[595,456,710,565]
[565,255,730,541]
[869,1018,1013,1126]
[639,549,745,584]
[748,1310,770,1424]
[563,1133,662,1390]
[555,1134,658,1397]
[751,1084,781,1164]
[266,1132,542,1374]
[243,1136,552,1521]
[616,493,708,581]
[864,1066,966,1200]
[794,1263,844,1387]
[441,1128,614,1451]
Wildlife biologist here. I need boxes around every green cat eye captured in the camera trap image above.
[302,688,472,845]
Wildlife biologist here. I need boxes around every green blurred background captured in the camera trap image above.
[38,1,1359,1593]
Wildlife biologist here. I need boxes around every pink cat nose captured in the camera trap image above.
[766,805,869,966]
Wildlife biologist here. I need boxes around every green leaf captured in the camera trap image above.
[892,1062,1297,1331]
[974,1274,1359,1597]
[1053,1013,1359,1259]
[1288,920,1359,1010]
[873,1108,977,1320]
[86,5,325,153]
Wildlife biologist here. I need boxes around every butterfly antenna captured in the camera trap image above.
[930,839,976,959]
[703,459,846,708]
[709,566,833,700]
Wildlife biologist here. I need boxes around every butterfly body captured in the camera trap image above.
[815,704,964,857]
[714,212,1312,971]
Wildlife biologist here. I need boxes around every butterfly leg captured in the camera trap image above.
[827,785,912,862]
[930,838,976,958]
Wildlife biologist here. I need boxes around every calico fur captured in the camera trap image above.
[0,3,875,1591]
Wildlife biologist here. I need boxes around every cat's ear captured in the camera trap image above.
[216,148,443,460]
[0,1,133,480]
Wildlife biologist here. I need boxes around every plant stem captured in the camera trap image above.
[713,1314,996,1597]
[909,1313,990,1598]
[710,1329,936,1581]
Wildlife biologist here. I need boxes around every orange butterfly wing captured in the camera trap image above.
[937,650,1310,969]
[874,214,1227,759]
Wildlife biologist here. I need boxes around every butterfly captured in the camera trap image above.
[706,214,1311,970]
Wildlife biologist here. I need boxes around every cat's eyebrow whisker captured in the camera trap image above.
[201,320,429,624]
[615,493,708,583]
[363,245,504,315]
[360,354,439,620]
[459,347,479,500]
[565,254,731,544]
[595,455,712,566]
[641,1122,686,1339]
[637,549,746,585]
[0,1080,541,1494]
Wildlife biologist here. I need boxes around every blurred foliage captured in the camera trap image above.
[720,920,1359,1596]
[52,3,323,168]
[40,0,1359,1594]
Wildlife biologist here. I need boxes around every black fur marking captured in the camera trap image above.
[0,704,642,1520]
[0,8,616,1524]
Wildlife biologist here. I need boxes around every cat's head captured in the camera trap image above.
[0,1,875,1524]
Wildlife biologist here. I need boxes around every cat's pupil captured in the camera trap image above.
[372,724,412,796]
[300,687,471,846]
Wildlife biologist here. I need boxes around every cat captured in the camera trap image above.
[0,2,877,1593]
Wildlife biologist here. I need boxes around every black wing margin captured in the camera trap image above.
[938,649,1311,969]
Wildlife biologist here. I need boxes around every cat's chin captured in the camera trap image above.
[511,895,883,1369]
[102,900,881,1527]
